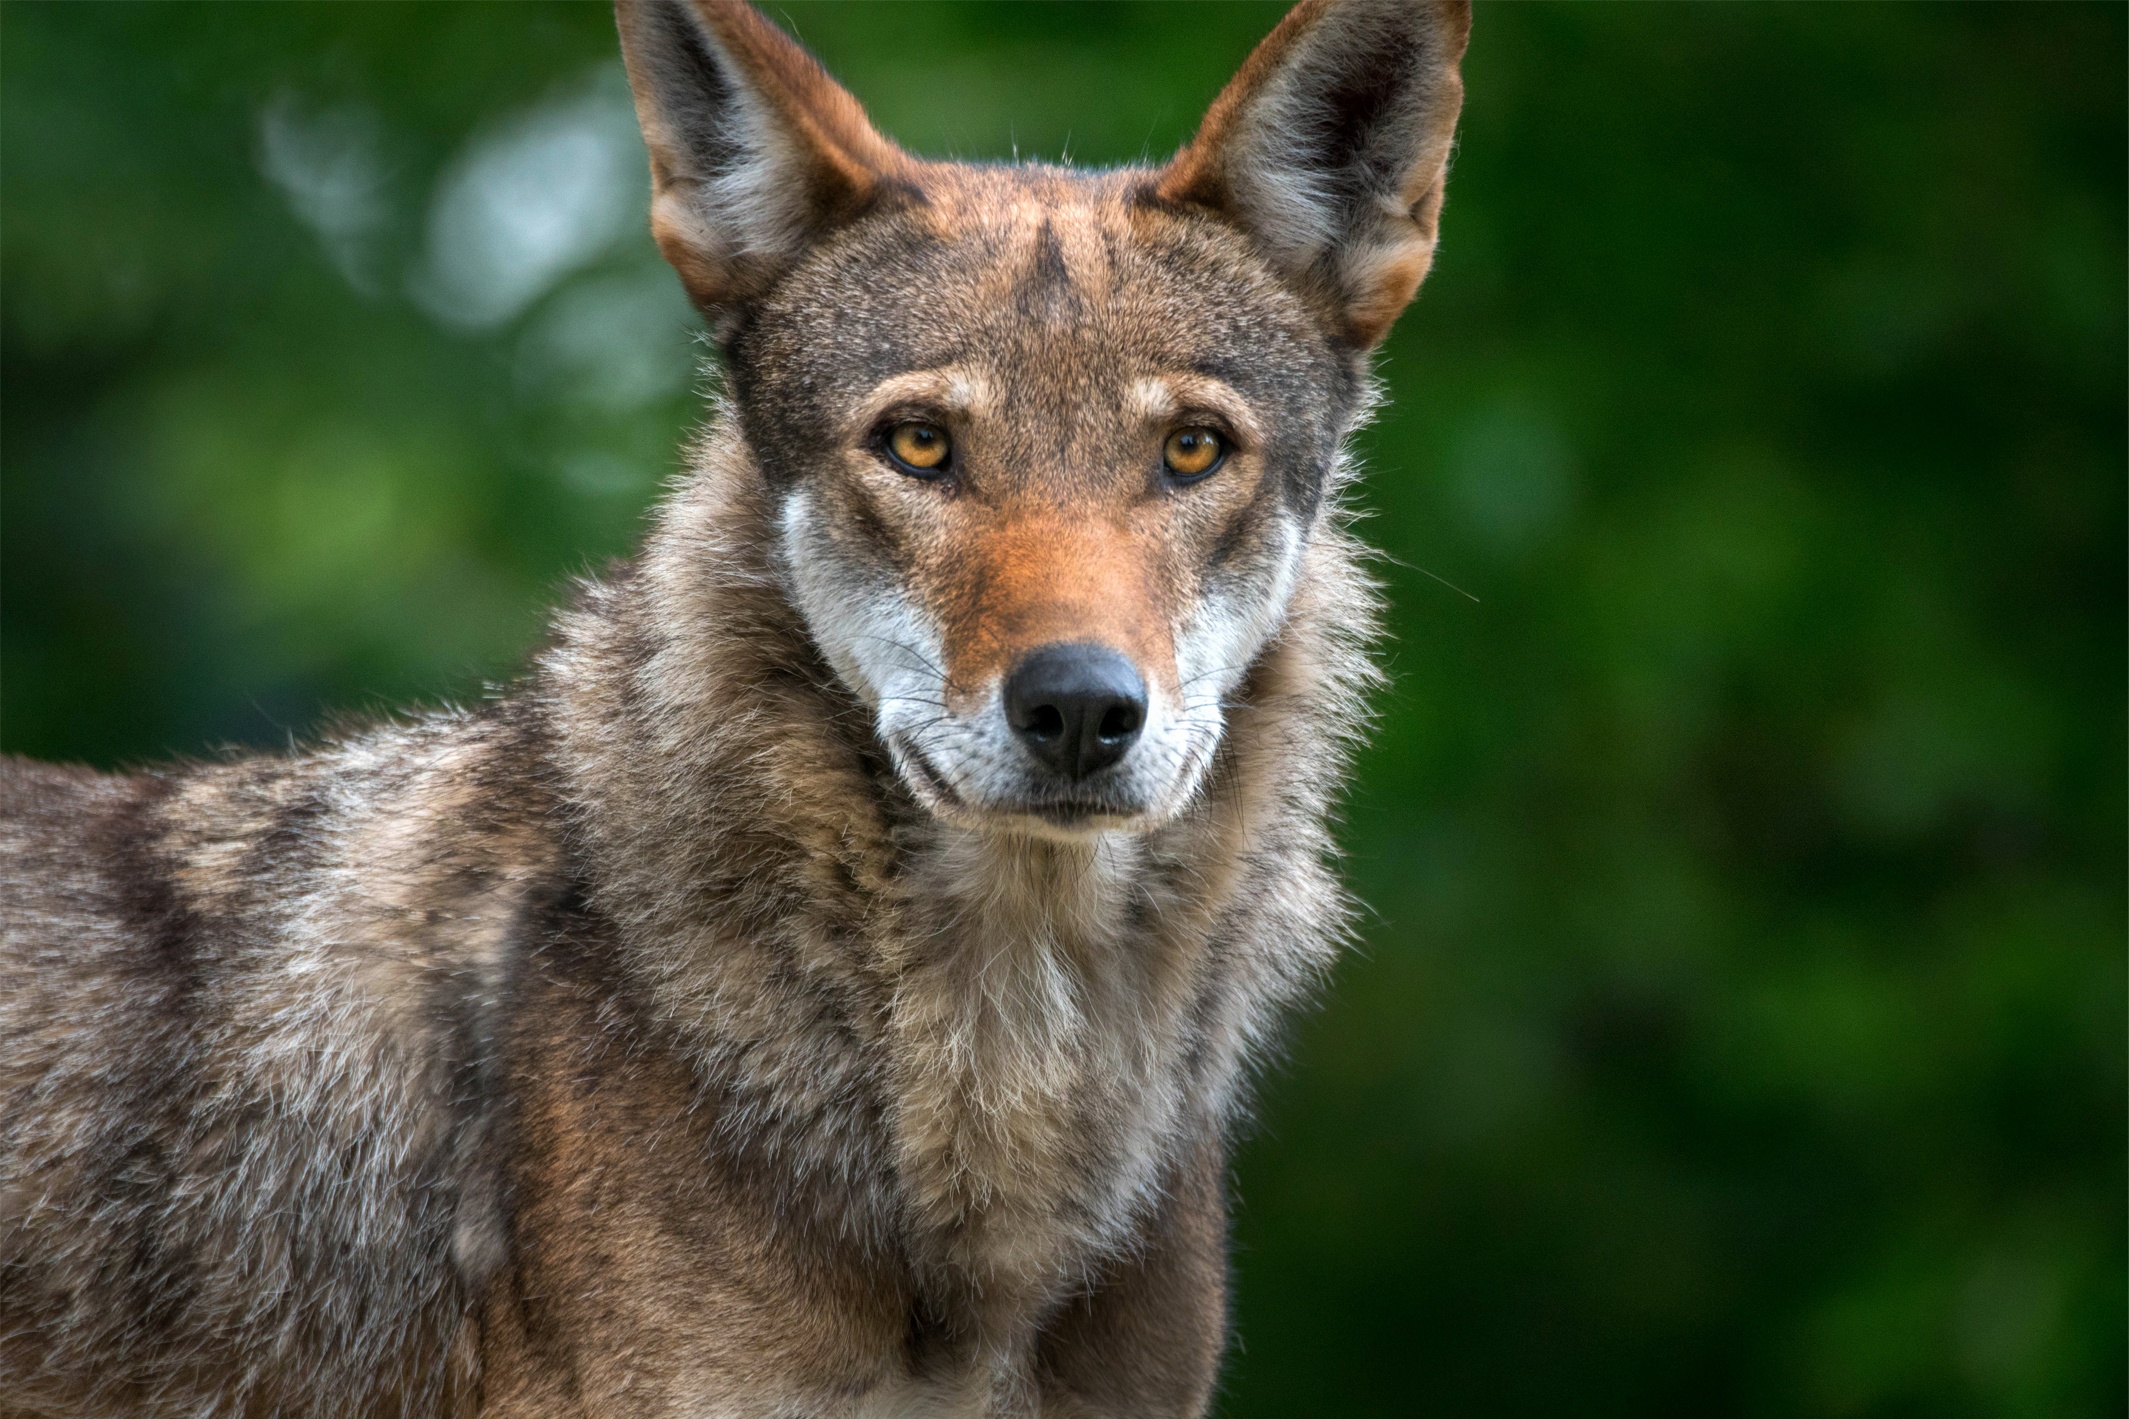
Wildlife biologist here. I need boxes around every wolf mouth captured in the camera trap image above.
[900,742,1142,829]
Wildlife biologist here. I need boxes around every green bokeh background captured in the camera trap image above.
[3,3,2122,1414]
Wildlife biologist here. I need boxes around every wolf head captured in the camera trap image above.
[615,0,1468,838]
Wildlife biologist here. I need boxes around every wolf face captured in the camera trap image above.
[617,0,1467,836]
[754,178,1337,834]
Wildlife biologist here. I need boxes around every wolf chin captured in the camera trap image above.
[0,1,1469,1414]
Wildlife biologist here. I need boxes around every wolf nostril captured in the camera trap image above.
[1096,705,1140,742]
[1003,643,1148,781]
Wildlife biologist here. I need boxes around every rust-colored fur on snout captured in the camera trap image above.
[0,2,1469,1415]
[932,513,1174,707]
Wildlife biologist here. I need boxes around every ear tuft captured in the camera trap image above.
[1159,0,1470,348]
[615,0,911,333]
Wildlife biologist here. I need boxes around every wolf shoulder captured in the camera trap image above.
[0,707,560,1415]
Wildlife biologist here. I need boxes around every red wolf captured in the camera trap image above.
[0,1,1470,1413]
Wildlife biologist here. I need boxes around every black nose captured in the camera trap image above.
[1003,642,1148,780]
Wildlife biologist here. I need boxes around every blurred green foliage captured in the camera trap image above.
[3,3,2121,1415]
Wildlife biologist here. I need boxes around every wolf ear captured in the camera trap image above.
[1158,0,1470,349]
[614,0,911,333]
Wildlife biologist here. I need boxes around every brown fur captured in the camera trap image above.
[0,2,1468,1414]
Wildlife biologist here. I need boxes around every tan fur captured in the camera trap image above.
[0,2,1468,1414]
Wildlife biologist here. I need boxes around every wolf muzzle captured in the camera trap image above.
[1003,641,1148,781]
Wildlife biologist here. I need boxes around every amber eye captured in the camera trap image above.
[886,422,951,474]
[1163,427,1225,481]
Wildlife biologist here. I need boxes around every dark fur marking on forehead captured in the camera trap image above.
[1014,219,1081,327]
